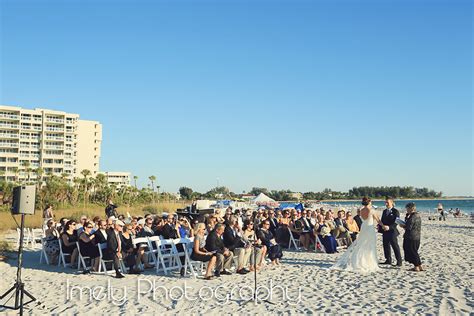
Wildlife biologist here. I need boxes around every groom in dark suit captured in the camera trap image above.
[381,197,402,266]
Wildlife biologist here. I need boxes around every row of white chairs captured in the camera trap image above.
[41,235,205,279]
[17,227,44,250]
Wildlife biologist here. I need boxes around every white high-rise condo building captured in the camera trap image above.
[98,171,131,189]
[0,105,102,182]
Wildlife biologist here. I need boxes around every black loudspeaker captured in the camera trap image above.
[11,185,36,215]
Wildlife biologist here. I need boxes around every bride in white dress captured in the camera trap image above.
[331,197,382,273]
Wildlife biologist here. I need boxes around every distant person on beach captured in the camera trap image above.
[105,200,119,218]
[401,202,423,272]
[438,203,446,221]
[43,205,54,229]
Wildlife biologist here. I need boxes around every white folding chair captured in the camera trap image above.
[16,228,31,249]
[76,242,91,271]
[287,226,301,250]
[97,243,116,275]
[154,239,181,275]
[30,228,44,249]
[182,237,205,279]
[58,240,72,268]
[315,235,327,253]
[132,237,149,270]
[39,237,50,265]
[146,236,161,267]
[173,238,191,275]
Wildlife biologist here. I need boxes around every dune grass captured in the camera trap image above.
[0,201,187,232]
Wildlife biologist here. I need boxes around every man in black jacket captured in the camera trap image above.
[205,223,233,276]
[106,220,126,278]
[105,200,118,218]
[381,197,402,266]
[223,217,250,274]
[94,220,108,244]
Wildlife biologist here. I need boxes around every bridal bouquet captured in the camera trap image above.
[320,226,331,237]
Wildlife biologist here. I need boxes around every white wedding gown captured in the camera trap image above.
[331,208,380,273]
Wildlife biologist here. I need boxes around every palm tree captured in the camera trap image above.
[21,161,31,184]
[34,167,44,187]
[148,175,156,192]
[149,175,156,204]
[133,175,138,189]
[80,169,91,209]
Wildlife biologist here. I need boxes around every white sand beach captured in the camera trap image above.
[0,216,473,315]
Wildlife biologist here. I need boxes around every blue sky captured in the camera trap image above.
[0,0,472,196]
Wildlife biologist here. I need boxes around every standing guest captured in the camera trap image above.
[258,220,283,265]
[105,200,119,218]
[191,223,218,280]
[60,220,79,266]
[401,202,423,272]
[205,223,233,276]
[78,221,100,272]
[353,208,363,230]
[43,205,54,230]
[106,220,126,278]
[94,220,109,244]
[438,203,446,221]
[380,197,402,267]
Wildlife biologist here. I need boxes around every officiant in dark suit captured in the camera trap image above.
[380,197,402,266]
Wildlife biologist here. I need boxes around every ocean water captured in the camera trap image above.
[322,199,474,214]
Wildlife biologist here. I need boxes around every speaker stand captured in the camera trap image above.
[0,213,36,316]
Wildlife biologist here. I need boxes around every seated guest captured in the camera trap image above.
[44,219,60,265]
[315,215,338,253]
[258,220,283,265]
[92,216,101,232]
[294,210,313,251]
[223,216,251,274]
[121,224,140,274]
[138,217,155,238]
[334,210,352,246]
[161,213,186,275]
[344,212,360,241]
[93,220,108,244]
[205,215,218,234]
[106,220,126,278]
[60,220,78,266]
[267,210,279,236]
[242,220,266,271]
[191,223,217,280]
[178,216,193,238]
[276,210,291,248]
[58,217,68,233]
[76,215,88,235]
[205,223,233,276]
[353,208,363,230]
[78,221,100,272]
[153,217,165,235]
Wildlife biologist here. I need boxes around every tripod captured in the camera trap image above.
[243,219,274,306]
[0,213,36,316]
